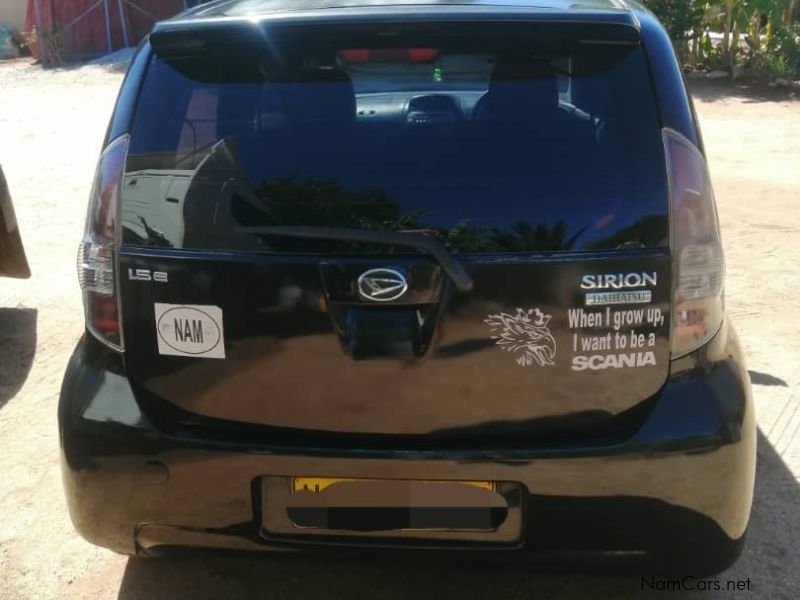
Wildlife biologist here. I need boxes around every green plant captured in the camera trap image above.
[749,25,800,78]
[769,26,800,75]
[644,0,707,60]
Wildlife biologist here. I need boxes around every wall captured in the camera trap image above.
[24,0,185,61]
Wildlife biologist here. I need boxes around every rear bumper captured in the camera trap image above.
[59,325,755,566]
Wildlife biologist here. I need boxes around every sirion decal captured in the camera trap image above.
[580,272,657,290]
[484,308,556,367]
[154,303,225,359]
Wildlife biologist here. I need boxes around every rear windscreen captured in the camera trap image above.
[122,22,668,254]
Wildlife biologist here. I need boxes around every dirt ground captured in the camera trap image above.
[1,57,799,599]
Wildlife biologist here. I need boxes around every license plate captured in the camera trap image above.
[292,477,495,493]
[288,477,502,531]
[261,476,524,543]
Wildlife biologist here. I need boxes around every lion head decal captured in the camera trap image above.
[484,308,557,367]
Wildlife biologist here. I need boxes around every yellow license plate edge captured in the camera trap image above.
[292,477,496,493]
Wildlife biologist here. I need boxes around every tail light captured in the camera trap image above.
[77,135,129,350]
[663,128,725,357]
[339,48,440,64]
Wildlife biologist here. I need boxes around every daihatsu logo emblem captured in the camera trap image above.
[358,268,408,302]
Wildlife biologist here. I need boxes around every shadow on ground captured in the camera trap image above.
[749,371,788,387]
[115,428,799,600]
[0,307,37,409]
[687,79,800,104]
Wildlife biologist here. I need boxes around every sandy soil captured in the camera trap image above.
[1,58,799,599]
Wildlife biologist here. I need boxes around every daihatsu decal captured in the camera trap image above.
[581,272,657,306]
[584,290,652,306]
[357,268,408,302]
[484,308,556,367]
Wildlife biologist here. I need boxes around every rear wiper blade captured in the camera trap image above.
[238,226,474,293]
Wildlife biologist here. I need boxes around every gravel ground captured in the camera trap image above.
[0,58,799,599]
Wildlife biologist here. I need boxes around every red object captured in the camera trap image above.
[338,49,372,63]
[25,0,184,61]
[407,48,440,63]
[339,48,441,64]
[90,292,121,337]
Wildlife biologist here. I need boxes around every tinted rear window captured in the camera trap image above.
[122,22,668,254]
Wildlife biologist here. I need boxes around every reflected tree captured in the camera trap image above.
[587,214,668,250]
[234,176,631,253]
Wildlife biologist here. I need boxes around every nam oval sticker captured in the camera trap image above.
[154,303,225,359]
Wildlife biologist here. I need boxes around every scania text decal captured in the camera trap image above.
[567,306,665,371]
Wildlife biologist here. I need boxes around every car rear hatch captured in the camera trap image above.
[115,16,672,441]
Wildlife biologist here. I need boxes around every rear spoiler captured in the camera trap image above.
[151,10,641,57]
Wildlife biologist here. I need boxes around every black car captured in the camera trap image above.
[0,166,30,279]
[60,0,755,574]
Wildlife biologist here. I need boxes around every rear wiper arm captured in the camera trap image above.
[238,226,474,293]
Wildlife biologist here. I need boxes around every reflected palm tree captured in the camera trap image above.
[238,176,594,253]
[491,220,589,252]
